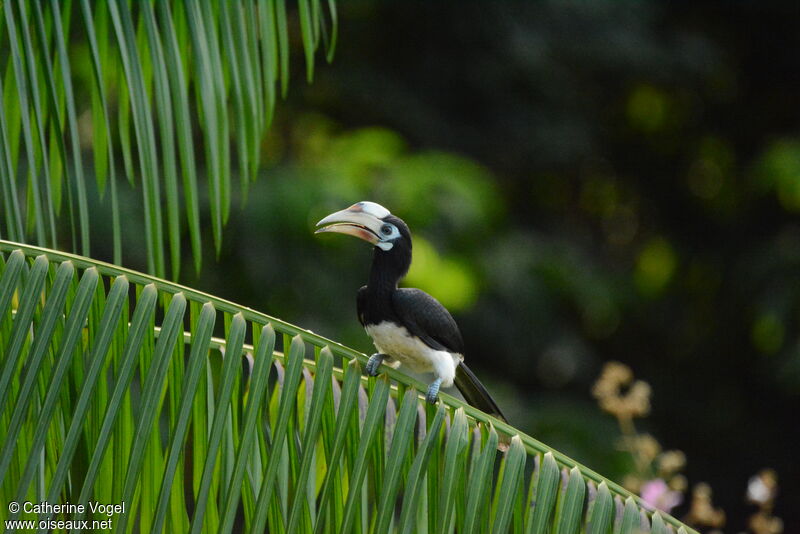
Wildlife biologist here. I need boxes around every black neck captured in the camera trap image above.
[367,243,411,298]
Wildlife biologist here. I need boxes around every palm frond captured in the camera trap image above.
[0,241,698,533]
[0,1,336,278]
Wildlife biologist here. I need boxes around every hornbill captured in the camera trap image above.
[315,201,506,421]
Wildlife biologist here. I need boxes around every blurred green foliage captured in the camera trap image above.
[758,140,800,212]
[77,1,798,529]
[627,85,670,133]
[635,238,677,297]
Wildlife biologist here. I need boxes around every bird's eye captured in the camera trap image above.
[381,224,393,236]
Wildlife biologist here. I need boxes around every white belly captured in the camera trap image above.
[365,321,461,387]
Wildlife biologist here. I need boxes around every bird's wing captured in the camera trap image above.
[391,288,465,354]
[393,289,506,422]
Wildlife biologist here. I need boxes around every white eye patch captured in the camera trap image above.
[376,222,401,250]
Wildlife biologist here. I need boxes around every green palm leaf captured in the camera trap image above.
[0,1,336,278]
[0,241,699,533]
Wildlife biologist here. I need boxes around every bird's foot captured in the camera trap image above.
[425,378,443,404]
[365,353,386,377]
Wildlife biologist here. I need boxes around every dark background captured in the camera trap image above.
[95,2,799,531]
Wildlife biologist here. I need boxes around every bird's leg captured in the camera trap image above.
[425,378,443,404]
[365,353,387,376]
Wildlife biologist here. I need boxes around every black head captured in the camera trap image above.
[375,213,411,250]
[376,213,412,277]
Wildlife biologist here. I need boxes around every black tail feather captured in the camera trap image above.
[454,362,506,423]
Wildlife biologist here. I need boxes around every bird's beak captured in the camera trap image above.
[315,205,383,245]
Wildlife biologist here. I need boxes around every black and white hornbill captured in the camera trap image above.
[315,201,506,421]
